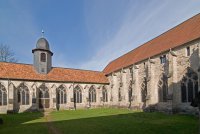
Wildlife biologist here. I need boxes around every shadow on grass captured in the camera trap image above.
[0,111,198,134]
[50,112,198,134]
[0,111,49,134]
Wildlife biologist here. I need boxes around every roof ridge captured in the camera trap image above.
[0,62,108,84]
[0,61,103,73]
[53,66,103,73]
[0,61,32,66]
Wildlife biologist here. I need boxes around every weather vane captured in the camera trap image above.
[42,29,44,37]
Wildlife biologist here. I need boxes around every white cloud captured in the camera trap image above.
[1,0,200,71]
[80,0,200,71]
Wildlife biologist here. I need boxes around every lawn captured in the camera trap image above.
[0,108,198,134]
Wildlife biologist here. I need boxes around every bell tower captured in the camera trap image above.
[32,36,53,74]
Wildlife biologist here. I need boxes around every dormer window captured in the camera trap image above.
[186,46,190,56]
[41,53,46,62]
[160,55,166,64]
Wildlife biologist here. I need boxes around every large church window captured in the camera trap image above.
[158,74,168,102]
[41,53,46,62]
[74,86,82,103]
[141,78,147,102]
[57,85,67,104]
[102,87,108,102]
[0,83,7,106]
[39,90,43,98]
[181,83,187,102]
[181,68,198,103]
[188,79,193,102]
[89,86,96,103]
[18,91,21,103]
[44,91,49,98]
[22,90,26,105]
[18,83,29,105]
[160,55,166,64]
[186,47,190,56]
[195,82,198,97]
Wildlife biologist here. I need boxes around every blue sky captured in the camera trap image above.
[0,0,200,71]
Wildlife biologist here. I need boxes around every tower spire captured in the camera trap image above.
[41,29,44,37]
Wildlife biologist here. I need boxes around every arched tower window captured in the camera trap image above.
[102,87,108,102]
[74,86,82,103]
[18,83,29,105]
[0,83,7,106]
[40,53,46,62]
[57,85,67,104]
[158,74,168,102]
[181,68,198,102]
[89,86,96,103]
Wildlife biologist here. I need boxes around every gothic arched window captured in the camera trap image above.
[181,68,198,102]
[74,86,82,103]
[158,74,168,102]
[102,87,108,102]
[40,53,46,62]
[181,83,187,102]
[141,78,147,102]
[0,83,7,106]
[188,79,193,102]
[57,85,67,104]
[18,83,29,105]
[89,86,96,103]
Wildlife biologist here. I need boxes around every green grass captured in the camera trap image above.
[0,108,198,134]
[0,112,48,134]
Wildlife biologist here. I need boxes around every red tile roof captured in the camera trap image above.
[103,13,200,75]
[0,62,109,84]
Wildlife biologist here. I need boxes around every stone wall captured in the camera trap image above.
[0,80,109,114]
[1,39,200,115]
[107,39,200,115]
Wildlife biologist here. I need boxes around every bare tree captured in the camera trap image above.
[0,44,17,62]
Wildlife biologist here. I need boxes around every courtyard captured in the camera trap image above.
[0,108,198,134]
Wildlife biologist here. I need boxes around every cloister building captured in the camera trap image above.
[0,13,200,114]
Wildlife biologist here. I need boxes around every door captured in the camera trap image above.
[39,87,50,109]
[39,98,50,109]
